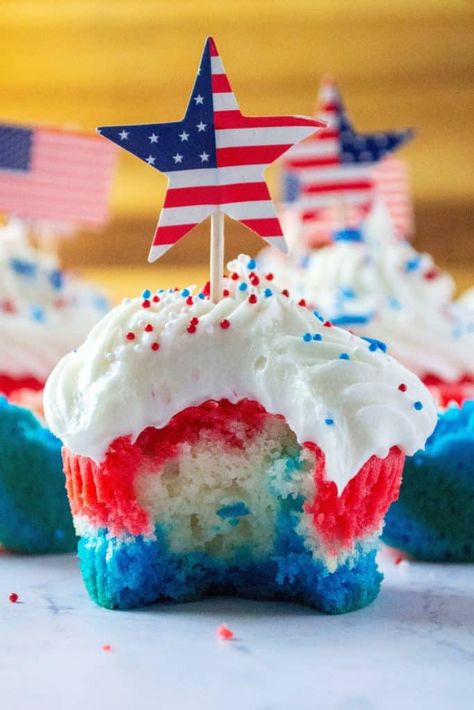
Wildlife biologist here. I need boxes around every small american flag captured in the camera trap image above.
[98,37,323,262]
[281,77,413,243]
[0,122,117,228]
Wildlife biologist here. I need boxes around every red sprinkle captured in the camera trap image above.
[223,289,230,297]
[187,324,197,334]
[141,300,151,309]
[9,593,18,603]
[186,296,194,306]
[190,317,199,325]
[298,298,307,307]
[398,383,407,392]
[250,274,260,286]
[248,294,257,304]
[220,319,230,329]
[230,272,239,281]
[281,289,289,297]
[151,342,160,351]
[126,332,135,341]
[152,295,160,303]
[265,273,274,281]
[394,555,405,566]
[216,624,234,641]
[424,268,439,281]
[102,644,112,652]
[144,324,154,333]
[323,321,332,327]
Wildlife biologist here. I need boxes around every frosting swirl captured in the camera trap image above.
[44,254,436,492]
[0,221,108,381]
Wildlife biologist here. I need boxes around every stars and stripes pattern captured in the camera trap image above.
[98,36,323,262]
[281,76,413,241]
[0,123,117,228]
[372,157,414,238]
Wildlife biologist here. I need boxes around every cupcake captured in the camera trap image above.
[44,255,436,613]
[0,219,108,398]
[0,396,76,553]
[260,202,474,561]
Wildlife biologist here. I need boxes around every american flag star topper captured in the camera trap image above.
[281,76,414,236]
[98,36,323,300]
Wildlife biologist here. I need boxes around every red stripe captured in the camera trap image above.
[319,101,340,112]
[165,181,269,207]
[240,217,282,238]
[217,144,291,167]
[208,38,218,56]
[212,74,232,93]
[304,180,371,194]
[285,157,340,169]
[154,223,197,245]
[214,110,322,131]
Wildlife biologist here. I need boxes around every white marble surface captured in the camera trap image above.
[1,548,472,710]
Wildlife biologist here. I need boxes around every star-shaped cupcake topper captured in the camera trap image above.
[98,37,323,271]
[281,76,414,228]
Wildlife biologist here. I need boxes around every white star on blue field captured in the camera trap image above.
[97,41,217,173]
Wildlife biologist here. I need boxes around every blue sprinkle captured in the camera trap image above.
[405,256,421,272]
[313,333,322,341]
[239,282,248,292]
[264,288,273,298]
[339,287,355,299]
[158,289,165,294]
[302,333,312,342]
[217,502,250,519]
[333,228,363,243]
[325,418,334,426]
[180,288,190,297]
[198,293,205,299]
[49,269,64,291]
[9,258,37,277]
[414,401,423,411]
[361,336,387,353]
[247,259,257,269]
[331,313,371,326]
[142,289,152,299]
[30,305,45,322]
[339,353,350,360]
[94,295,109,311]
[387,296,401,310]
[313,310,324,322]
[300,254,311,269]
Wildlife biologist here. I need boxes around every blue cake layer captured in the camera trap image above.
[383,401,474,561]
[0,396,76,554]
[79,518,382,614]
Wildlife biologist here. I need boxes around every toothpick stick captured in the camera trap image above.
[210,210,224,303]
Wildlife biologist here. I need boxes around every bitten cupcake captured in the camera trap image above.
[44,255,436,613]
[0,220,108,398]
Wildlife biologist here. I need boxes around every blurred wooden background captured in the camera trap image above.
[1,0,473,268]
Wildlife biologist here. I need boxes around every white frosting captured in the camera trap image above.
[44,254,436,493]
[260,203,474,383]
[0,220,108,381]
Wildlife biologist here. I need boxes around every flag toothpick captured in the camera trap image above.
[210,210,224,303]
[97,37,324,284]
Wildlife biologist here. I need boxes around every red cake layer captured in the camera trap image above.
[63,398,404,551]
[0,373,44,397]
[304,442,404,554]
